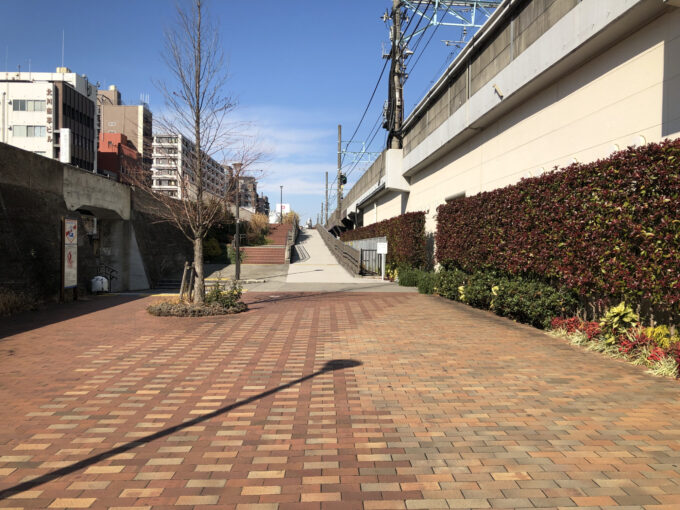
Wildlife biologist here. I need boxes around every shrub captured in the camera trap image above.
[461,271,499,309]
[0,289,37,316]
[397,265,420,287]
[494,278,579,329]
[435,268,468,300]
[206,281,243,308]
[203,237,222,261]
[148,282,247,317]
[341,212,428,269]
[600,302,639,345]
[417,272,437,295]
[436,139,680,315]
[147,300,247,317]
[227,245,244,264]
[435,267,577,329]
[246,213,270,245]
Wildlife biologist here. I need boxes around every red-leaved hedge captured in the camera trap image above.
[341,211,428,268]
[436,139,680,311]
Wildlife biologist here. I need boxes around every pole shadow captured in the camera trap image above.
[0,359,362,500]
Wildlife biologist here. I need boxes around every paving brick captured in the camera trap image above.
[1,293,680,509]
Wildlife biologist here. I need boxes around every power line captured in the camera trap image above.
[339,58,389,168]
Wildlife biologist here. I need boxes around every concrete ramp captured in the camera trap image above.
[286,229,364,283]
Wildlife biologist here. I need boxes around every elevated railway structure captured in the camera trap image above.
[329,0,680,236]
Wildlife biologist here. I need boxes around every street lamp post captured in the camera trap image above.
[234,164,242,281]
[279,185,283,224]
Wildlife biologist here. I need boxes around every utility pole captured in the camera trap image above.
[337,124,342,213]
[233,163,242,281]
[279,185,283,224]
[325,170,328,224]
[386,0,404,150]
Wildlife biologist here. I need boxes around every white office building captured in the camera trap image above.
[0,67,98,170]
[151,134,226,199]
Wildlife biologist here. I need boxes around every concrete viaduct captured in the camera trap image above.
[329,0,680,238]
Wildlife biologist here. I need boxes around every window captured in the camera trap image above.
[13,100,46,111]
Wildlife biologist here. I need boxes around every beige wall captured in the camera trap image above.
[361,190,404,227]
[401,8,680,234]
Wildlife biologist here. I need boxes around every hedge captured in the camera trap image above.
[341,211,428,269]
[436,139,680,313]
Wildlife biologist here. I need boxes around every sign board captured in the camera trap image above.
[64,219,78,289]
[376,241,388,255]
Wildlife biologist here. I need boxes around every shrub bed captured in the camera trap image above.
[436,139,680,316]
[435,268,577,329]
[341,212,428,269]
[147,282,247,317]
[551,304,680,378]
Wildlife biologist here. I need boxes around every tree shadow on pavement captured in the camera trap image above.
[0,294,145,340]
[0,359,363,500]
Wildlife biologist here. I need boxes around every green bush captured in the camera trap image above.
[203,237,223,261]
[397,265,421,287]
[462,271,500,309]
[434,267,578,329]
[417,272,437,295]
[435,268,468,300]
[227,246,245,264]
[206,281,243,309]
[494,278,579,329]
[147,300,247,317]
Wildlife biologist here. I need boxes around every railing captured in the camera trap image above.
[344,236,387,276]
[96,263,118,282]
[316,225,361,275]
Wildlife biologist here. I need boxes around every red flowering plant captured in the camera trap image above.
[550,317,601,340]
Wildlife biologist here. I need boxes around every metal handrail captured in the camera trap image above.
[316,224,361,275]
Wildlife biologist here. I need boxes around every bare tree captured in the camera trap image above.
[150,0,237,304]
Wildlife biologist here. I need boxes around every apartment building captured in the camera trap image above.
[98,85,152,173]
[151,134,226,199]
[0,67,98,170]
[239,175,258,212]
[256,193,270,216]
[97,132,144,183]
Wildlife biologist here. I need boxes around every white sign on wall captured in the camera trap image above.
[376,242,388,255]
[64,219,78,289]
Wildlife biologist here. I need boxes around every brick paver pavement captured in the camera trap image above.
[1,292,680,509]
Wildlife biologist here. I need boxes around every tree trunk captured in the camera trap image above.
[193,237,205,304]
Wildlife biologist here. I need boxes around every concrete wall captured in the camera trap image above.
[344,1,680,237]
[0,142,191,298]
[404,5,680,233]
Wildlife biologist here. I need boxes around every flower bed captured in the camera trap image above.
[550,304,680,378]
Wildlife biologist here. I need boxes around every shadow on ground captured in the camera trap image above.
[0,358,362,500]
[0,294,144,340]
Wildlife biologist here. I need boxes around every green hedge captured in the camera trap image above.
[341,212,428,269]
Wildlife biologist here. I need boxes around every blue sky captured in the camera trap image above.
[2,0,491,222]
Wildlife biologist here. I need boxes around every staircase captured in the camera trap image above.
[241,224,293,265]
[155,279,181,290]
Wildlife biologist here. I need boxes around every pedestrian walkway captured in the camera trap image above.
[205,228,414,293]
[286,229,364,284]
[1,293,680,509]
